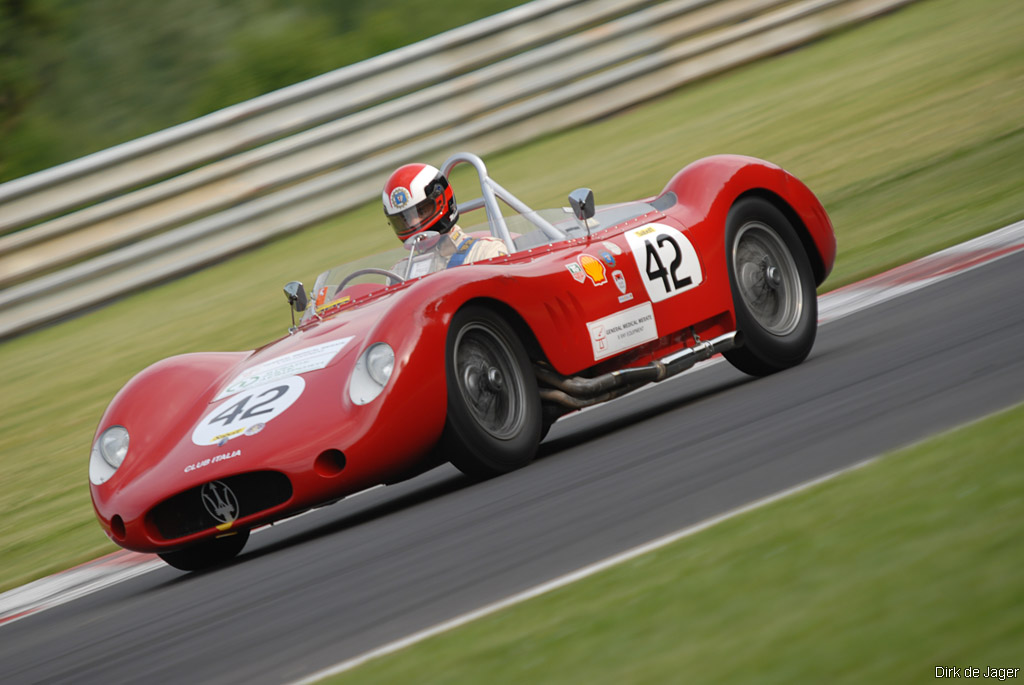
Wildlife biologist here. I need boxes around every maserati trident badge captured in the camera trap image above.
[201,480,239,524]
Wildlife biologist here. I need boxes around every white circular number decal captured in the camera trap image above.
[192,376,305,446]
[624,223,703,302]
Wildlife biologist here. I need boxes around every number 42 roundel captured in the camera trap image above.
[192,375,305,446]
[624,223,703,303]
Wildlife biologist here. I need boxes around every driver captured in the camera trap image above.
[382,163,508,270]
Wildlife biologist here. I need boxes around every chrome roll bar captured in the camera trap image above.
[440,152,565,253]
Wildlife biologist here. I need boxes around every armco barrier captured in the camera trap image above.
[0,0,917,340]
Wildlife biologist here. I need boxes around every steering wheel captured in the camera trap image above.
[335,267,406,292]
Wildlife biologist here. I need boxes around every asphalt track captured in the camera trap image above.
[3,250,1023,684]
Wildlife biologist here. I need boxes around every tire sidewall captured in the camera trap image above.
[725,197,817,374]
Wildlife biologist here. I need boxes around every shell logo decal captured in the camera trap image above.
[578,254,607,285]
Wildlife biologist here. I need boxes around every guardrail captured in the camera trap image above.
[0,0,916,340]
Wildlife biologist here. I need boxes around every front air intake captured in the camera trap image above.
[149,471,292,540]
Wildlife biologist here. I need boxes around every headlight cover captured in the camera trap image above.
[349,343,395,405]
[366,343,395,386]
[89,425,129,485]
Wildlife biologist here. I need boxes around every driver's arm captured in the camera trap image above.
[471,238,509,262]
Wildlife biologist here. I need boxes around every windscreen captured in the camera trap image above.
[302,200,660,323]
[303,247,413,322]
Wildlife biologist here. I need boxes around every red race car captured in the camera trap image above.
[88,152,835,570]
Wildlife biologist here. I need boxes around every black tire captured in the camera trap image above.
[158,530,249,571]
[441,306,542,479]
[723,197,817,376]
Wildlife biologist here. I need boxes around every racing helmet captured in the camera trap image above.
[382,163,459,242]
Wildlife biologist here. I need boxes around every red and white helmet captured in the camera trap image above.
[382,163,459,242]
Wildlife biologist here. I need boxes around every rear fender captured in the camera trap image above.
[659,155,835,284]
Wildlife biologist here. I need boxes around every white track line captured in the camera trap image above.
[293,458,878,682]
[292,400,1022,683]
[2,219,1022,630]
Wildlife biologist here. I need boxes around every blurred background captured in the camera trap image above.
[0,2,1021,679]
[0,0,520,182]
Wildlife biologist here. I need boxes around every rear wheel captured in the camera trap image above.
[442,306,542,479]
[158,530,249,571]
[723,197,817,376]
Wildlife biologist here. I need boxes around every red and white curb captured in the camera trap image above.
[2,219,1022,630]
[819,219,1024,323]
[0,550,163,626]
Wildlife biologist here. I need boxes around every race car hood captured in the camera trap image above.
[93,293,403,511]
[208,289,399,404]
[92,265,497,544]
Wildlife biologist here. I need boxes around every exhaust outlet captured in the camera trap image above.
[536,331,741,410]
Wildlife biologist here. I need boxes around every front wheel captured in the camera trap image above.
[158,530,249,571]
[441,306,542,479]
[723,197,817,376]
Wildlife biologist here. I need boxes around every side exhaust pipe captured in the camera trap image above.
[537,331,742,410]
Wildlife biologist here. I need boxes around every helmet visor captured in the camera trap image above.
[387,175,449,240]
[388,196,444,239]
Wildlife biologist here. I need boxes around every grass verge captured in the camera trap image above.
[329,403,1024,684]
[1,0,1022,591]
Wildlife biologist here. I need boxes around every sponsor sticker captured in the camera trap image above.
[578,254,607,285]
[194,376,305,446]
[586,302,658,360]
[216,337,352,400]
[612,270,627,294]
[624,223,703,303]
[184,450,242,474]
[315,286,329,308]
[317,295,351,314]
[566,262,586,283]
[602,241,622,256]
[599,251,616,267]
[612,270,634,303]
[212,427,245,443]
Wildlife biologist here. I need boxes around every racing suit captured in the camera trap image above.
[397,225,509,277]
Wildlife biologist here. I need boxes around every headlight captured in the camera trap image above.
[89,425,129,485]
[366,343,395,386]
[100,426,129,467]
[349,343,395,405]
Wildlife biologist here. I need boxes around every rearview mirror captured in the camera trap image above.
[568,188,595,221]
[283,281,308,333]
[283,281,307,312]
[405,229,442,252]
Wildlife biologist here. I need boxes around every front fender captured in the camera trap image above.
[92,352,252,470]
[89,351,251,534]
